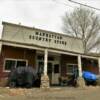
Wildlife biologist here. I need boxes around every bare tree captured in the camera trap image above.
[62,7,100,53]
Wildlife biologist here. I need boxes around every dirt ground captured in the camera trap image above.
[0,86,100,100]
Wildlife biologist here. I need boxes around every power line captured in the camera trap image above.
[68,0,100,11]
[52,0,74,8]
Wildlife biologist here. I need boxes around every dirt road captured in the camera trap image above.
[0,86,100,100]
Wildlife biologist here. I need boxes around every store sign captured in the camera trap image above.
[29,31,67,46]
[2,22,84,53]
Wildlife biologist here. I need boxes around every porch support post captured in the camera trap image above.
[41,49,49,88]
[78,55,82,77]
[98,58,100,74]
[77,55,85,87]
[44,49,48,75]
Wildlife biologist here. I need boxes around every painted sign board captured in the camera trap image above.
[2,22,84,53]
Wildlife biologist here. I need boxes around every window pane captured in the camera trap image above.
[67,65,74,75]
[54,64,59,73]
[66,64,78,75]
[47,63,52,74]
[37,55,44,60]
[16,61,26,67]
[48,57,54,61]
[38,61,44,74]
[5,60,16,70]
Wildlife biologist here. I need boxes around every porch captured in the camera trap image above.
[0,45,99,88]
[40,49,100,88]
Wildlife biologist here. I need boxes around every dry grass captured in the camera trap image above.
[0,86,100,100]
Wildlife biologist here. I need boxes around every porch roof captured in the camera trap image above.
[0,39,99,60]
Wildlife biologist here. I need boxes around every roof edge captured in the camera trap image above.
[2,21,82,40]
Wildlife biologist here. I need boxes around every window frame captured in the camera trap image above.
[3,58,28,72]
[66,63,78,75]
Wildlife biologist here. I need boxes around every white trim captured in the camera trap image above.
[48,49,100,60]
[2,40,100,59]
[2,40,99,59]
[2,41,45,51]
[2,40,80,56]
[66,63,78,65]
[81,55,99,59]
[48,49,78,56]
[3,58,28,72]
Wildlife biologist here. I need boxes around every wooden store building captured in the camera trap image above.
[0,21,100,87]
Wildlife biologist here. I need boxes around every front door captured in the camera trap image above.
[47,62,60,85]
[52,63,60,85]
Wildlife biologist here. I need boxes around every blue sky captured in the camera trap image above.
[0,0,100,35]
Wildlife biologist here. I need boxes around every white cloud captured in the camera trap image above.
[0,0,100,35]
[0,0,67,33]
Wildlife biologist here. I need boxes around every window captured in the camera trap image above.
[35,32,39,35]
[37,55,44,60]
[38,61,44,74]
[47,63,52,74]
[5,60,16,70]
[66,64,78,75]
[4,58,28,71]
[54,64,59,73]
[48,57,54,61]
[16,61,27,67]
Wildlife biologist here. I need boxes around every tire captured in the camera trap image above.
[92,81,97,86]
[9,81,16,88]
